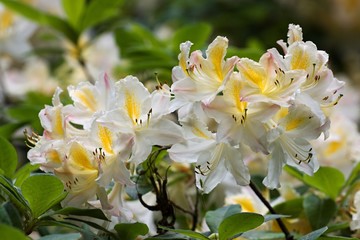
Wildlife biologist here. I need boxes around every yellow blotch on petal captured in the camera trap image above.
[70,143,96,171]
[74,88,97,112]
[0,9,14,34]
[191,126,211,140]
[53,108,64,137]
[208,39,226,81]
[232,196,256,212]
[240,63,265,90]
[125,91,140,124]
[98,125,114,154]
[285,116,305,131]
[290,48,310,70]
[324,141,344,156]
[227,78,247,114]
[46,149,62,164]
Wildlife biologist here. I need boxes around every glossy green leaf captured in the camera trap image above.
[159,226,209,240]
[64,217,114,235]
[218,212,264,240]
[303,194,337,230]
[299,226,328,240]
[324,222,349,234]
[13,163,40,187]
[0,137,17,178]
[80,0,124,31]
[21,174,66,218]
[145,232,188,239]
[303,167,345,199]
[0,202,23,229]
[114,222,149,240]
[46,207,108,221]
[171,23,212,52]
[39,233,82,240]
[205,204,242,233]
[264,214,290,222]
[0,0,78,43]
[0,175,29,214]
[283,165,304,181]
[272,198,303,218]
[241,230,285,240]
[62,0,85,30]
[0,223,28,240]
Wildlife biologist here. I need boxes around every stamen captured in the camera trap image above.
[24,129,41,148]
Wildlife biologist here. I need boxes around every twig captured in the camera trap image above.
[249,180,294,240]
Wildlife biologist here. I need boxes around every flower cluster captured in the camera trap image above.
[27,24,344,212]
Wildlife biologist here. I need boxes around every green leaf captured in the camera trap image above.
[0,202,23,229]
[13,163,40,187]
[46,207,108,221]
[324,222,349,234]
[159,226,209,240]
[64,217,114,235]
[0,137,18,178]
[319,236,359,240]
[145,232,188,239]
[62,0,85,30]
[272,198,303,218]
[80,0,124,31]
[218,212,264,240]
[241,230,285,240]
[303,167,345,199]
[114,222,149,240]
[0,0,78,43]
[0,122,26,139]
[344,161,360,188]
[205,204,242,233]
[171,23,212,53]
[39,233,82,240]
[303,194,337,230]
[115,23,162,57]
[0,223,28,240]
[21,174,66,218]
[299,226,328,240]
[0,175,30,214]
[6,105,41,122]
[264,214,290,222]
[283,165,304,181]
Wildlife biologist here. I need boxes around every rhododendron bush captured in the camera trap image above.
[1,1,360,240]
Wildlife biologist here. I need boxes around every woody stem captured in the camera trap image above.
[249,180,293,240]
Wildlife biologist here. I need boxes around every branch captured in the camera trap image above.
[249,180,294,240]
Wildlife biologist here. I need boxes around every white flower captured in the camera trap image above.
[0,4,36,60]
[97,76,183,164]
[263,102,323,189]
[65,73,117,129]
[168,116,250,193]
[170,36,238,120]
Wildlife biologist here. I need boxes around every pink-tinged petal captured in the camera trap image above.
[116,76,151,124]
[178,41,193,73]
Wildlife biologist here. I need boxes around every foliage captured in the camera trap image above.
[0,1,359,240]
